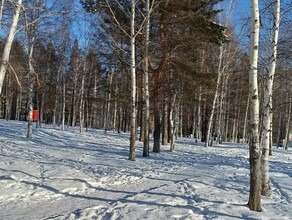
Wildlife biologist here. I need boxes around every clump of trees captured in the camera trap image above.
[1,0,292,212]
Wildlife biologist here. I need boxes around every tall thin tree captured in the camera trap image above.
[129,0,137,161]
[261,0,281,196]
[0,0,22,95]
[248,0,262,212]
[143,0,151,157]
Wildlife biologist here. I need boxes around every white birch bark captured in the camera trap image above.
[143,0,151,157]
[104,72,112,132]
[26,36,36,139]
[170,93,177,151]
[178,104,182,138]
[242,94,250,143]
[129,0,136,161]
[16,87,22,120]
[276,112,282,148]
[113,81,118,132]
[26,74,34,138]
[162,96,168,145]
[71,75,77,127]
[4,74,11,120]
[224,100,230,141]
[191,102,196,139]
[53,70,60,128]
[79,73,85,133]
[284,96,291,150]
[92,71,98,128]
[80,50,88,133]
[0,0,22,95]
[0,0,4,26]
[216,80,225,144]
[248,0,261,211]
[61,66,66,131]
[235,107,241,142]
[205,46,224,147]
[196,50,204,142]
[269,108,273,155]
[39,92,44,128]
[232,91,238,143]
[196,87,202,142]
[261,0,280,196]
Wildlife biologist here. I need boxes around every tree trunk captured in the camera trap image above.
[205,46,224,147]
[191,101,196,139]
[39,92,44,128]
[153,71,161,153]
[27,74,34,139]
[269,110,273,156]
[92,71,98,128]
[71,84,77,127]
[224,99,230,142]
[53,71,60,128]
[129,0,137,161]
[26,38,36,139]
[284,97,291,150]
[139,73,144,141]
[0,0,4,26]
[261,0,280,196]
[232,100,238,143]
[113,81,118,132]
[0,0,22,95]
[143,0,150,157]
[62,73,66,131]
[79,74,85,133]
[162,96,168,145]
[196,87,202,142]
[216,78,225,144]
[243,94,250,143]
[16,87,22,121]
[170,93,177,151]
[4,74,11,120]
[104,72,112,132]
[178,103,182,138]
[276,112,282,148]
[248,0,261,211]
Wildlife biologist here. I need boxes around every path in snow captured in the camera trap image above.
[0,120,291,220]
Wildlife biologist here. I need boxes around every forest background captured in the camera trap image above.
[0,0,292,212]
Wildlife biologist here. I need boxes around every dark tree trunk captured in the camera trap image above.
[153,72,160,153]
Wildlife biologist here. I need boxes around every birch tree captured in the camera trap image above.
[248,0,261,212]
[142,0,151,157]
[81,0,144,161]
[205,46,223,147]
[0,0,4,26]
[128,0,137,161]
[261,0,281,196]
[0,0,22,96]
[283,89,291,150]
[26,34,36,139]
[69,40,81,127]
[25,0,47,138]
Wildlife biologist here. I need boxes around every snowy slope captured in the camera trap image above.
[0,119,291,220]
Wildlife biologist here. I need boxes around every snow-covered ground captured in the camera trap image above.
[0,120,291,220]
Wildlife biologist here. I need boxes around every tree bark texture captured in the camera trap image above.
[129,0,137,161]
[143,0,150,157]
[205,46,223,147]
[0,0,22,95]
[261,0,280,196]
[248,0,262,212]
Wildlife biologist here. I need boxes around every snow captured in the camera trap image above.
[0,119,291,220]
